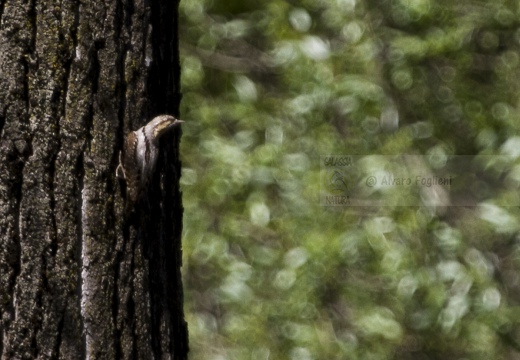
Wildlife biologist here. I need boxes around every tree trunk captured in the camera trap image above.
[0,0,187,359]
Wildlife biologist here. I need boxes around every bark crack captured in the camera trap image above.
[28,0,37,50]
[0,104,6,139]
[112,248,123,359]
[53,312,65,358]
[76,152,87,358]
[130,234,138,359]
[114,0,127,190]
[88,43,102,96]
[11,160,24,330]
[61,58,73,128]
[33,254,46,358]
[20,57,30,114]
[0,0,5,24]
[49,151,59,258]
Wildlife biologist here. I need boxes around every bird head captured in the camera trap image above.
[149,115,184,139]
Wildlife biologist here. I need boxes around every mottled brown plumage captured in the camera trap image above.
[116,115,183,209]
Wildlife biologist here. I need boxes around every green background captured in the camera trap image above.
[179,0,520,358]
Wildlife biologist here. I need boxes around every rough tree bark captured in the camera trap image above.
[0,0,187,359]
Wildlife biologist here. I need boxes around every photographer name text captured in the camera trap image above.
[374,175,452,187]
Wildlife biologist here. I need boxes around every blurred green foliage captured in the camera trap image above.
[179,0,520,359]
